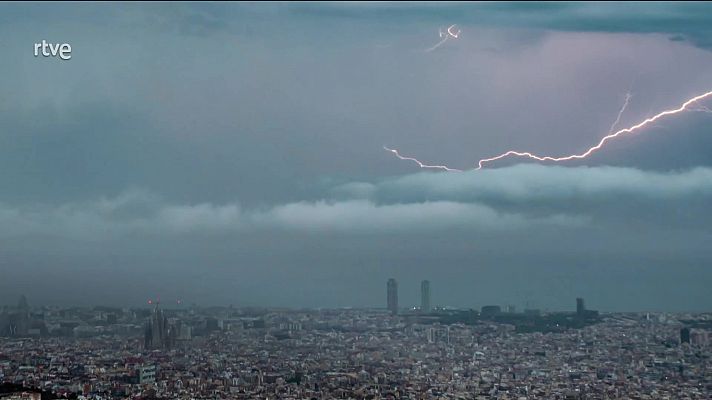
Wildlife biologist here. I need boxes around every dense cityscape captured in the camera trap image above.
[1,279,711,399]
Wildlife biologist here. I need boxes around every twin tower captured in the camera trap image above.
[387,278,431,315]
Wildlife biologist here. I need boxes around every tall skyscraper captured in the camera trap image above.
[387,278,398,315]
[421,280,431,313]
[576,298,585,316]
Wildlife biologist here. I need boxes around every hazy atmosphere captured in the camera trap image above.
[2,2,712,311]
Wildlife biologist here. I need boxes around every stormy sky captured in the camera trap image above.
[2,2,712,312]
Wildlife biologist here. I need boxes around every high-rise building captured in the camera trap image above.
[387,278,398,315]
[421,280,431,313]
[680,327,691,344]
[576,298,585,316]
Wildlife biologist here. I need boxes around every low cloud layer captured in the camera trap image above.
[2,165,711,240]
[350,164,712,201]
[2,165,711,311]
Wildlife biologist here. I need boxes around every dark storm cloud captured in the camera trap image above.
[289,2,712,50]
[1,3,712,311]
[0,100,152,204]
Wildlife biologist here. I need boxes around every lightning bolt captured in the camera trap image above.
[425,24,461,53]
[447,24,461,39]
[607,92,632,135]
[384,90,712,171]
[383,146,462,172]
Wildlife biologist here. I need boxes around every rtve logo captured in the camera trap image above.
[34,40,72,60]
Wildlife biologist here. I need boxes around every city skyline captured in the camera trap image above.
[0,271,702,313]
[0,288,600,315]
[2,301,710,398]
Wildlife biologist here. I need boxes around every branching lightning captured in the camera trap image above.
[383,146,462,172]
[425,24,461,53]
[384,90,712,171]
[474,91,712,169]
[607,92,632,135]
